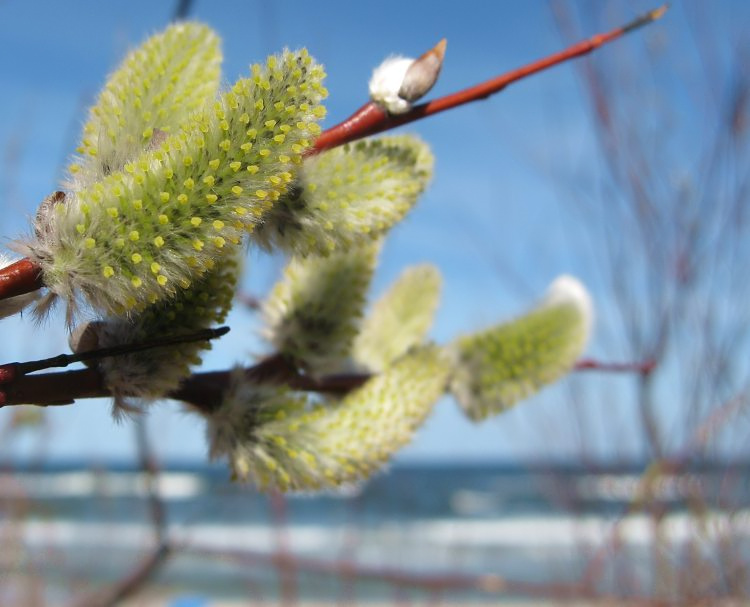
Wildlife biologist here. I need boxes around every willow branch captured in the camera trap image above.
[0,6,667,303]
[0,356,654,412]
[311,5,668,153]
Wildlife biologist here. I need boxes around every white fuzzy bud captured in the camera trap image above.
[369,39,446,115]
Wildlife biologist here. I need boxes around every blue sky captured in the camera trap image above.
[1,1,748,463]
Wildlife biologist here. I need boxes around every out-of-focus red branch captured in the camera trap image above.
[0,6,667,304]
[574,358,657,375]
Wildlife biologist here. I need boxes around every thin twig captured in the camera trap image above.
[0,326,229,379]
[311,5,668,153]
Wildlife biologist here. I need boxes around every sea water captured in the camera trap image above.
[1,461,749,604]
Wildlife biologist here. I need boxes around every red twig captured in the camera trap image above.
[0,6,667,304]
[574,358,657,375]
[312,5,668,154]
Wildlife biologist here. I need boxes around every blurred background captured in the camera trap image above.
[1,0,749,604]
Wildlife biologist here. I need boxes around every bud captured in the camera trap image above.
[369,39,446,114]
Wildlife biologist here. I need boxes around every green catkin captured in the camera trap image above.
[353,264,441,372]
[70,22,222,188]
[23,48,327,318]
[79,251,240,415]
[207,345,451,491]
[448,275,593,422]
[254,136,433,256]
[262,242,380,375]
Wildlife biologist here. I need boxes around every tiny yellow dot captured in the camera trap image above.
[191,217,202,227]
[265,120,277,129]
[206,194,218,204]
[239,112,250,124]
[131,253,143,264]
[150,262,161,274]
[107,207,118,218]
[76,224,86,234]
[256,190,268,199]
[102,266,114,278]
[183,156,193,167]
[133,199,143,211]
[213,220,225,230]
[259,148,270,157]
[180,278,192,289]
[154,236,165,247]
[158,214,169,224]
[184,178,195,190]
[177,193,188,204]
[84,238,96,249]
[160,192,170,203]
[246,165,259,174]
[69,164,81,174]
[231,185,243,195]
[230,161,242,172]
[203,175,215,186]
[213,236,226,248]
[209,159,220,170]
[129,230,140,241]
[246,128,257,139]
[240,142,252,152]
[219,139,231,151]
[274,134,285,144]
[234,207,246,216]
[131,277,143,287]
[279,154,291,163]
[157,275,168,286]
[164,168,173,179]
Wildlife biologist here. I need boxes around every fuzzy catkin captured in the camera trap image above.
[448,275,593,422]
[262,242,380,375]
[23,49,327,318]
[70,22,222,189]
[255,135,433,256]
[207,345,451,491]
[80,251,240,415]
[353,264,441,372]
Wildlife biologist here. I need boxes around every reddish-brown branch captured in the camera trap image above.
[0,356,650,412]
[0,6,667,304]
[0,257,43,300]
[312,5,667,154]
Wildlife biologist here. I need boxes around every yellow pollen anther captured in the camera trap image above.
[131,253,143,264]
[206,194,218,203]
[231,185,243,195]
[129,230,140,241]
[102,266,114,278]
[190,217,202,227]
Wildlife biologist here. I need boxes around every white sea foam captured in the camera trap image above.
[14,509,750,554]
[0,471,205,499]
